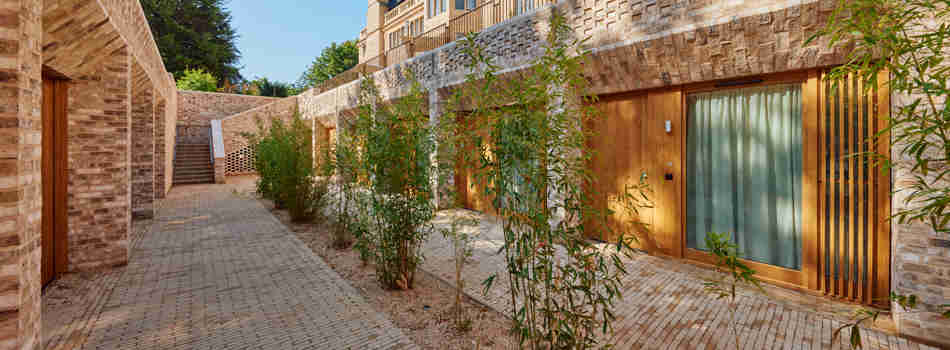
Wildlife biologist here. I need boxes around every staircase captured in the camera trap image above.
[173,143,215,185]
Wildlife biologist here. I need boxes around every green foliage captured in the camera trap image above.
[702,232,763,350]
[346,72,436,290]
[246,110,328,222]
[296,41,359,89]
[176,68,218,92]
[440,10,645,349]
[327,121,366,251]
[807,1,950,347]
[142,0,242,84]
[807,0,950,231]
[248,77,292,97]
[440,216,477,332]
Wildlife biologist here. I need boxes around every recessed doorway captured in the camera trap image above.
[42,71,69,287]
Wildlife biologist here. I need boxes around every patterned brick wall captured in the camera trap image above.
[131,62,154,218]
[177,90,281,126]
[299,0,948,345]
[66,46,132,271]
[164,74,178,195]
[154,97,167,199]
[0,0,43,348]
[220,97,299,175]
[891,83,950,344]
[95,0,176,101]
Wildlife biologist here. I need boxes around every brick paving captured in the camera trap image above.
[423,210,940,350]
[43,184,416,350]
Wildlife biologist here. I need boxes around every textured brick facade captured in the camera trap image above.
[154,98,167,199]
[0,0,43,348]
[891,89,950,344]
[177,90,281,126]
[131,62,155,218]
[67,46,132,272]
[219,97,299,175]
[3,0,178,347]
[221,96,299,155]
[298,0,948,345]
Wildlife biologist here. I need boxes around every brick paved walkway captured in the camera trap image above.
[423,210,939,350]
[43,184,416,350]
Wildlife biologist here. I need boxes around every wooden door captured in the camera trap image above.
[585,94,657,250]
[646,90,683,257]
[817,70,891,305]
[42,77,69,287]
[456,116,495,214]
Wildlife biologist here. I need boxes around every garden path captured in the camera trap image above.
[42,183,416,350]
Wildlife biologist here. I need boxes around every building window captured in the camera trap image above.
[456,0,476,9]
[686,84,804,270]
[516,0,536,15]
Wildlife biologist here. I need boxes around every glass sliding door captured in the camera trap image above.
[686,84,803,270]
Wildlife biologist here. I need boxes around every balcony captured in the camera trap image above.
[384,0,423,23]
[315,0,556,95]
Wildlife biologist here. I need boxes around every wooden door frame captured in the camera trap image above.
[675,70,819,292]
[42,69,69,287]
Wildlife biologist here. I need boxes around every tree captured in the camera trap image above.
[176,68,218,92]
[249,77,292,97]
[142,0,242,85]
[296,41,359,90]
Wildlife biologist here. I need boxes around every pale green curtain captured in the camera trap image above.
[686,84,802,270]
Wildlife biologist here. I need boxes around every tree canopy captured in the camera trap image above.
[296,40,359,90]
[176,68,218,92]
[248,77,292,97]
[142,0,242,85]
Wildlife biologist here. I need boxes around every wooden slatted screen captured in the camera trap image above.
[818,70,890,305]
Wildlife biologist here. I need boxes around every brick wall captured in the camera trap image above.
[301,0,948,345]
[66,46,132,271]
[154,97,167,199]
[220,97,299,175]
[0,0,43,348]
[891,80,950,343]
[164,75,178,195]
[131,62,154,218]
[177,90,281,126]
[96,0,176,101]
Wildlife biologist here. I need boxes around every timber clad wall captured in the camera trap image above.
[177,90,281,126]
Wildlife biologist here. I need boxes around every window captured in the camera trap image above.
[686,84,803,270]
[456,0,477,9]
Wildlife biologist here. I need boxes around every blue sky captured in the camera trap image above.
[227,2,366,84]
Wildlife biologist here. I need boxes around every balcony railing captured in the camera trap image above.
[384,0,423,22]
[314,0,557,95]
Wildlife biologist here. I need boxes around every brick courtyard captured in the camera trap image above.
[422,213,941,350]
[41,184,416,350]
[41,181,941,350]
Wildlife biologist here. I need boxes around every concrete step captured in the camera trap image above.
[174,164,213,171]
[174,169,214,177]
[175,156,211,162]
[173,177,214,185]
